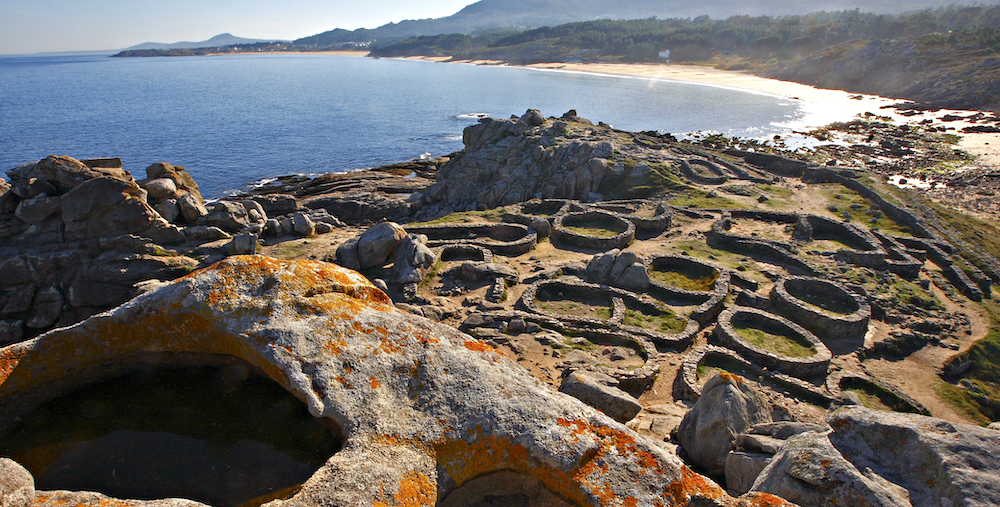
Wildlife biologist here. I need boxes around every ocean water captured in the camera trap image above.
[0,53,804,198]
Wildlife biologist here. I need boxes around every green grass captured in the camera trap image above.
[621,307,688,334]
[844,388,895,412]
[536,299,612,320]
[815,183,914,236]
[649,268,719,292]
[271,240,310,259]
[668,188,744,209]
[928,200,1000,267]
[735,325,818,358]
[673,240,768,283]
[412,207,508,225]
[939,299,1000,424]
[564,225,620,237]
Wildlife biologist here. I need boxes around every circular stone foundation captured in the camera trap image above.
[0,353,343,507]
[770,276,871,355]
[551,210,635,250]
[714,307,831,379]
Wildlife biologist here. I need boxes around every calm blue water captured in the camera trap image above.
[0,53,802,197]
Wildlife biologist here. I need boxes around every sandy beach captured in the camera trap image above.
[394,56,1000,167]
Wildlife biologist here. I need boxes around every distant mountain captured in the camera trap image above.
[295,0,1000,46]
[126,33,281,51]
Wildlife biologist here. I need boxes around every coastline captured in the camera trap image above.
[396,56,1000,167]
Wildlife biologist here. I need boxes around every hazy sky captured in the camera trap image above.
[0,0,476,54]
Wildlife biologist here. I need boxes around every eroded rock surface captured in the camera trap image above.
[0,257,791,507]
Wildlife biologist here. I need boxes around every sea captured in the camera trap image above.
[0,52,808,198]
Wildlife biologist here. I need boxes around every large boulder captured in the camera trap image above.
[356,221,406,269]
[559,370,642,423]
[752,430,910,507]
[678,374,773,477]
[199,201,249,232]
[827,406,1000,507]
[145,162,203,204]
[61,177,156,239]
[393,233,437,284]
[0,257,792,507]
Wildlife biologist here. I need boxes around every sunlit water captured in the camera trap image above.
[0,53,809,197]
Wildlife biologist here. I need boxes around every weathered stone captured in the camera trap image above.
[726,451,771,496]
[61,177,154,239]
[356,222,406,269]
[393,234,436,284]
[242,199,267,224]
[184,225,230,243]
[529,217,551,238]
[142,178,178,202]
[585,249,619,282]
[145,162,202,203]
[177,193,208,224]
[31,490,205,507]
[26,286,62,329]
[752,431,910,507]
[1,286,35,315]
[609,251,643,282]
[251,194,297,216]
[446,261,520,285]
[334,236,362,271]
[200,201,249,232]
[228,232,258,255]
[67,279,136,309]
[154,198,180,223]
[314,222,333,234]
[618,263,651,292]
[13,196,61,225]
[6,155,129,198]
[678,374,772,477]
[0,457,33,507]
[291,212,315,237]
[827,406,1000,507]
[0,320,24,345]
[559,370,642,423]
[0,257,793,507]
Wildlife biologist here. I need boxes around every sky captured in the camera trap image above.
[0,0,477,55]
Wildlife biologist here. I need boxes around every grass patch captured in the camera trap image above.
[939,299,1000,424]
[673,240,767,283]
[621,307,688,334]
[668,188,744,209]
[270,240,310,259]
[412,207,508,225]
[815,183,913,236]
[536,298,612,320]
[649,268,719,291]
[928,200,1000,267]
[564,225,620,237]
[843,388,895,412]
[735,325,818,358]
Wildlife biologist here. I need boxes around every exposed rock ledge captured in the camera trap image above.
[0,256,790,507]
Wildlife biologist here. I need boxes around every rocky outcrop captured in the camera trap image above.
[752,430,911,507]
[678,373,773,477]
[425,110,617,209]
[827,406,1000,507]
[0,257,792,507]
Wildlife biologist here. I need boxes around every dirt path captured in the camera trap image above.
[863,283,989,424]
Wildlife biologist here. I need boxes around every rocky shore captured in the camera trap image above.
[2,109,1000,506]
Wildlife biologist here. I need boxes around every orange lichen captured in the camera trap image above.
[463,340,496,353]
[370,376,381,389]
[324,338,348,356]
[718,371,743,386]
[0,346,27,386]
[662,467,726,504]
[373,472,435,507]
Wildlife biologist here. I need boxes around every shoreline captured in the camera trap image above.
[395,56,1000,168]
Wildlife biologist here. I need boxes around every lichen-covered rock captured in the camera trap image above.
[751,431,910,507]
[31,491,206,507]
[678,374,773,477]
[0,257,792,507]
[0,457,33,507]
[827,406,1000,507]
